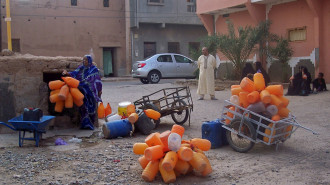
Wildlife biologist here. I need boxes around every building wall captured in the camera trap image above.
[131,23,207,62]
[269,0,315,57]
[1,0,129,76]
[197,0,330,81]
[320,0,330,81]
[130,0,202,26]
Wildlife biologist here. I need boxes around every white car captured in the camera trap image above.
[132,53,197,84]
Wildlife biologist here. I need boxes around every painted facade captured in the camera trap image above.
[197,0,330,81]
[1,0,130,77]
[130,0,207,63]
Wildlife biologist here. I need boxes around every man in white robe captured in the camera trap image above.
[197,47,217,100]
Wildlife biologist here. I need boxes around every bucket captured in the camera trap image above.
[102,119,132,139]
[118,101,132,117]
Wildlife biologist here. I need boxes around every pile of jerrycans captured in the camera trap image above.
[202,119,228,149]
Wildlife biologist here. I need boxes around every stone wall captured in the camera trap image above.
[0,53,82,133]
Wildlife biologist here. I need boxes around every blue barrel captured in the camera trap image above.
[202,119,228,149]
[103,119,133,139]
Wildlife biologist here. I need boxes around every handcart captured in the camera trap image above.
[220,100,317,153]
[0,115,55,147]
[134,86,193,128]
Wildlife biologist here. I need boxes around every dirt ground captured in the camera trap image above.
[0,82,329,185]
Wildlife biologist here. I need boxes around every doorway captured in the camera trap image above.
[103,48,114,77]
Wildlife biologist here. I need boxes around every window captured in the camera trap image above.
[147,0,164,5]
[144,42,156,58]
[12,39,20,52]
[288,27,306,42]
[103,0,109,7]
[71,0,77,6]
[168,42,180,54]
[187,0,196,12]
[157,55,173,63]
[174,55,192,63]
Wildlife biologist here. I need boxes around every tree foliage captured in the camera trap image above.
[216,20,261,79]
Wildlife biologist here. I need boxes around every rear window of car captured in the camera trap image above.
[157,55,173,63]
[174,55,191,63]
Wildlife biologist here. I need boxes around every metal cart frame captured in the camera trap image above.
[220,100,317,153]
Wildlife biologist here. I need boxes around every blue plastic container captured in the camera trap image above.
[103,119,132,139]
[202,119,228,149]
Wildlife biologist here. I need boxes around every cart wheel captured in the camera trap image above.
[144,103,161,129]
[226,118,256,153]
[171,99,189,125]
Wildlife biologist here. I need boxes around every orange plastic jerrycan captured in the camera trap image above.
[265,85,283,96]
[159,130,171,152]
[190,138,211,151]
[58,84,69,101]
[128,113,139,124]
[240,77,256,92]
[177,146,193,161]
[278,107,290,118]
[260,90,271,104]
[55,100,65,112]
[188,152,207,172]
[159,158,176,184]
[141,160,159,182]
[127,104,136,116]
[247,91,260,104]
[263,123,276,143]
[144,145,164,161]
[145,132,163,147]
[144,109,161,120]
[270,94,284,109]
[105,103,112,117]
[278,96,289,107]
[239,92,250,108]
[162,151,178,171]
[48,80,65,90]
[231,87,243,96]
[97,102,105,119]
[174,159,190,175]
[138,155,149,169]
[171,124,185,138]
[65,93,73,108]
[200,153,212,177]
[253,73,265,91]
[133,143,149,155]
[70,87,84,101]
[61,77,79,88]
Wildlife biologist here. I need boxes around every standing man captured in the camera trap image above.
[197,47,217,100]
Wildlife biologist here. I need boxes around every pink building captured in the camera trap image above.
[197,0,330,81]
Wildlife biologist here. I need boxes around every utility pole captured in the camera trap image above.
[5,0,12,51]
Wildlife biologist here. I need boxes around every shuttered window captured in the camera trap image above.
[288,27,306,42]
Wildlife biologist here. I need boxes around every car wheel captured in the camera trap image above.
[148,71,161,84]
[140,78,149,84]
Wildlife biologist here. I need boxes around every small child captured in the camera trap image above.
[312,72,327,93]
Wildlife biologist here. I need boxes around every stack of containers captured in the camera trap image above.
[48,77,84,112]
[133,125,213,183]
[227,73,292,143]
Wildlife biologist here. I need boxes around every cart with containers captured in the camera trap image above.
[220,100,317,153]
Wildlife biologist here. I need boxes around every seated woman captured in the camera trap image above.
[241,63,255,82]
[312,72,327,93]
[302,67,312,94]
[63,55,102,130]
[286,66,303,96]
